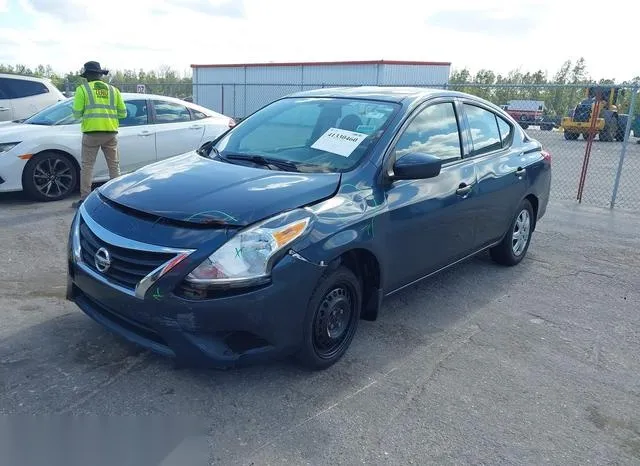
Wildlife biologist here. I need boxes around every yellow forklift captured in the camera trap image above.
[561,86,628,141]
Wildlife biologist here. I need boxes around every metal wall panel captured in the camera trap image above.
[195,84,222,114]
[245,84,301,115]
[378,64,450,86]
[192,62,452,116]
[246,66,303,84]
[195,66,245,84]
[221,84,237,116]
[301,64,378,85]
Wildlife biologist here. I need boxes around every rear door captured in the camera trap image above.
[460,101,528,248]
[384,99,479,291]
[0,80,14,121]
[150,99,205,161]
[1,77,53,120]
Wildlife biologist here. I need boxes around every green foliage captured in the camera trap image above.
[0,63,193,98]
[448,57,639,118]
[2,59,638,117]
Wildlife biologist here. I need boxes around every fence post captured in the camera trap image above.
[610,86,637,208]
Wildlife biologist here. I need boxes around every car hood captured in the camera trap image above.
[0,122,57,139]
[99,151,342,226]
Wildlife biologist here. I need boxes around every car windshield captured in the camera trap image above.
[214,97,400,172]
[23,99,80,126]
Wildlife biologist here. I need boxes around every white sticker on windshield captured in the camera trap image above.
[311,127,368,157]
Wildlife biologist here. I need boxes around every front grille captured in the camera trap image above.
[573,104,592,122]
[79,218,177,290]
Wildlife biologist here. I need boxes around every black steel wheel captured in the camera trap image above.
[22,151,78,201]
[296,266,361,370]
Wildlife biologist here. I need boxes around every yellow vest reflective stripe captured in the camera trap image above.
[82,82,119,120]
[73,81,125,132]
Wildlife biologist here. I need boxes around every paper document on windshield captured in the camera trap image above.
[311,128,369,157]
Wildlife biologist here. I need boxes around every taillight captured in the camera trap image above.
[541,150,551,163]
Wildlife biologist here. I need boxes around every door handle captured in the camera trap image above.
[515,167,526,177]
[456,183,473,196]
[189,125,203,130]
[0,107,9,112]
[138,131,153,137]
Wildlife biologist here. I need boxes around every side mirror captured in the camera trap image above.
[392,152,442,180]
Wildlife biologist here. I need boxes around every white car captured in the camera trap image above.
[0,93,235,201]
[0,73,65,122]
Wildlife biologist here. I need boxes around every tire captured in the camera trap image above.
[296,266,362,370]
[564,131,579,140]
[520,123,529,130]
[490,199,534,266]
[22,152,78,202]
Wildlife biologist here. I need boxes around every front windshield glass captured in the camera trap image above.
[23,99,80,126]
[215,97,400,172]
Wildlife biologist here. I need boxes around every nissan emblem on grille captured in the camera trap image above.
[94,247,111,273]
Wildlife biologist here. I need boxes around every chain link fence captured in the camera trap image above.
[127,81,640,211]
[110,82,193,100]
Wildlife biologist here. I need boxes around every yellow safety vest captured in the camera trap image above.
[72,81,127,133]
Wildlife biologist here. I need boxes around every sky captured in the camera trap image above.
[0,0,639,82]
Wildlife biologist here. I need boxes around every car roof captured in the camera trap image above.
[119,92,223,116]
[0,73,51,83]
[285,86,457,103]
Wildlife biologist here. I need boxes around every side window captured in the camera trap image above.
[0,80,8,99]
[464,104,502,155]
[394,102,462,162]
[1,78,49,99]
[496,116,513,147]
[120,100,149,127]
[190,109,209,120]
[152,100,191,123]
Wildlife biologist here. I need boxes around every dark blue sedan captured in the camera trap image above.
[66,87,551,370]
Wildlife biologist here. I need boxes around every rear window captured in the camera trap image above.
[0,77,50,99]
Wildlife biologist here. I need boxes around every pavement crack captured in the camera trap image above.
[54,352,150,414]
[555,269,615,279]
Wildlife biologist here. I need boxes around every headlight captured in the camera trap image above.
[0,142,21,153]
[186,209,314,288]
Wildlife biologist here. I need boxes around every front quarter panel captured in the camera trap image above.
[292,162,390,287]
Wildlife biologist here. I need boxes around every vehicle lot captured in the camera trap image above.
[528,129,640,210]
[1,191,639,464]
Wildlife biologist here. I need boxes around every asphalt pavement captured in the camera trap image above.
[1,188,639,464]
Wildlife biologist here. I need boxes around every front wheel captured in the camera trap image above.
[296,266,361,370]
[490,199,534,266]
[22,152,78,201]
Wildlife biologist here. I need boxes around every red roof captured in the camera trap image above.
[191,59,451,68]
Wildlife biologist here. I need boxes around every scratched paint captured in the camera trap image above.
[184,210,239,223]
[152,288,163,301]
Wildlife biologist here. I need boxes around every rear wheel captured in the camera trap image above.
[22,151,78,202]
[296,266,361,370]
[490,199,534,266]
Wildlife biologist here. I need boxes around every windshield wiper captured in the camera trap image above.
[222,153,299,172]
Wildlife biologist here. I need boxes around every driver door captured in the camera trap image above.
[384,99,479,291]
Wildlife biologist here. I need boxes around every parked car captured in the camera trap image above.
[0,93,235,201]
[0,73,65,122]
[66,87,552,370]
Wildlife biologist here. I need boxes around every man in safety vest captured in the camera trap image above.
[71,61,127,208]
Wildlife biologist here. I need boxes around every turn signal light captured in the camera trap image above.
[541,150,551,163]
